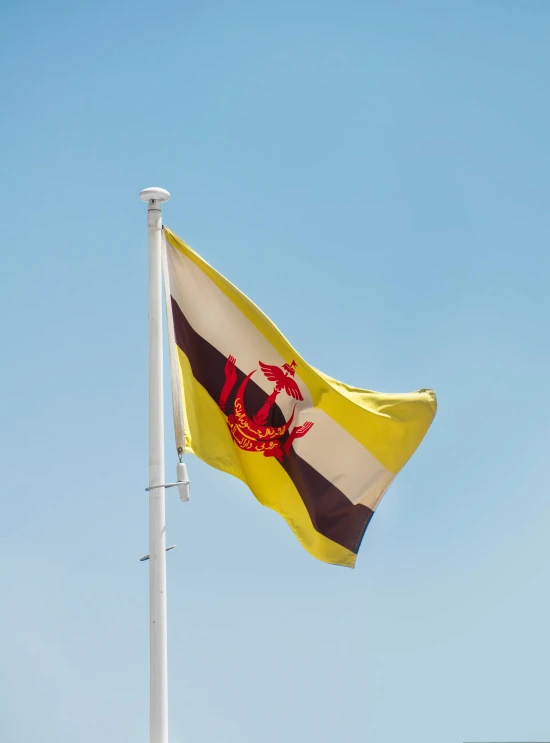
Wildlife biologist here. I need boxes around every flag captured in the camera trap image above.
[163,227,437,568]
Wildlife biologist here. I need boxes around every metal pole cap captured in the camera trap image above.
[139,187,171,203]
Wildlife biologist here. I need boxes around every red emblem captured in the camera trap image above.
[218,355,314,463]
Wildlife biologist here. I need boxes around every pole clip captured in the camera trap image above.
[145,481,189,492]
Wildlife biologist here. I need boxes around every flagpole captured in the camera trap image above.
[140,186,171,743]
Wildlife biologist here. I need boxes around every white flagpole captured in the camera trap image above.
[139,186,171,743]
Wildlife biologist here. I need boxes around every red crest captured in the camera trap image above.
[218,356,313,462]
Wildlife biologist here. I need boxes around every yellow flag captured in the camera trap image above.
[163,227,436,567]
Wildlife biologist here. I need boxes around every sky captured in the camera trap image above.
[1,2,550,742]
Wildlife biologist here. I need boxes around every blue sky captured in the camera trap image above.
[1,2,550,741]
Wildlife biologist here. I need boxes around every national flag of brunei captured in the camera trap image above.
[163,227,437,568]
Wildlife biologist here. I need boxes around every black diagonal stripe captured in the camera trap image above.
[171,296,373,555]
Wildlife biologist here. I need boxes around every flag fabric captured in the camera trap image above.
[163,227,437,568]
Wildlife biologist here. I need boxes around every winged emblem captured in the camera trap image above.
[217,356,313,462]
[258,360,303,401]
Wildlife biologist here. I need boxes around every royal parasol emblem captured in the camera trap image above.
[218,356,314,462]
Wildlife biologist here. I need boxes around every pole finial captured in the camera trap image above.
[139,187,171,203]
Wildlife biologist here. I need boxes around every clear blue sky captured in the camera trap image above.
[1,2,549,742]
